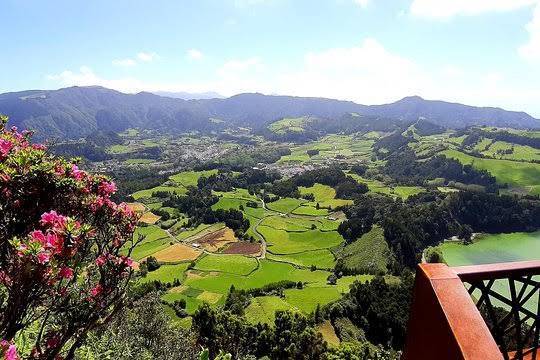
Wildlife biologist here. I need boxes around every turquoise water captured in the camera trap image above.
[440,231,540,322]
[440,231,540,266]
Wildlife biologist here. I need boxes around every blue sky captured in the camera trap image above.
[2,0,540,116]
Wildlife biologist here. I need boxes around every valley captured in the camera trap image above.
[69,110,540,344]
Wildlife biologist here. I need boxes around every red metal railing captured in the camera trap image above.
[403,261,540,360]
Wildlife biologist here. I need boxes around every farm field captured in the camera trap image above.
[442,149,540,193]
[348,173,424,199]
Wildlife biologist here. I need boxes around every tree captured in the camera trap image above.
[0,116,139,359]
[145,256,161,272]
[80,294,197,359]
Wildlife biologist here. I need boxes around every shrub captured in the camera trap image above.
[0,115,139,358]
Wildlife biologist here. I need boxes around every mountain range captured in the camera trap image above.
[0,86,538,140]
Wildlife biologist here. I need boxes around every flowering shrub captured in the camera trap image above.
[0,115,139,359]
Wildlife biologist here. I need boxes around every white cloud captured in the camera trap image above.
[520,3,540,60]
[410,0,537,19]
[276,38,427,104]
[354,0,369,8]
[137,52,159,62]
[187,49,204,60]
[46,66,146,92]
[112,58,137,67]
[46,39,540,117]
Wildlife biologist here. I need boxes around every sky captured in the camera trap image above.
[2,0,540,116]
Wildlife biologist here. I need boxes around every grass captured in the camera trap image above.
[268,117,308,134]
[245,296,296,324]
[162,291,204,314]
[283,286,342,313]
[185,259,330,294]
[267,249,336,269]
[291,205,329,216]
[169,170,218,187]
[129,226,172,260]
[266,198,305,213]
[348,173,424,199]
[107,144,133,154]
[132,185,187,200]
[260,227,344,254]
[443,149,540,192]
[299,183,353,209]
[175,223,223,241]
[334,226,390,274]
[194,254,258,275]
[260,215,313,231]
[140,263,190,284]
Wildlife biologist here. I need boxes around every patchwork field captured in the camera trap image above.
[129,166,394,328]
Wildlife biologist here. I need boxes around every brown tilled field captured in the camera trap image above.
[139,212,161,225]
[193,227,237,252]
[126,202,146,213]
[151,243,202,262]
[222,241,262,256]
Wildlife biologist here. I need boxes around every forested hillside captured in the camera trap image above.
[2,86,539,140]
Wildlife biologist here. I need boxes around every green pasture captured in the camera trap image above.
[443,149,540,192]
[245,296,296,324]
[267,249,336,269]
[169,169,218,187]
[261,227,343,254]
[132,185,187,200]
[194,254,259,275]
[266,197,305,213]
[140,263,190,284]
[129,226,173,260]
[299,183,353,208]
[184,259,330,295]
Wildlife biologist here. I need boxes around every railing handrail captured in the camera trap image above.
[404,261,540,360]
[454,260,540,282]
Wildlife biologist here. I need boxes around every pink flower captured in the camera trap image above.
[98,181,117,196]
[30,230,46,244]
[36,252,50,264]
[124,257,134,268]
[58,267,74,279]
[90,284,103,297]
[0,139,13,159]
[40,211,66,229]
[0,271,12,287]
[54,164,65,176]
[5,344,19,360]
[71,164,85,180]
[31,143,46,150]
[0,173,10,183]
[95,255,107,267]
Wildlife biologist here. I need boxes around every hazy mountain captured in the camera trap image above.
[361,96,539,129]
[152,91,224,100]
[0,86,538,140]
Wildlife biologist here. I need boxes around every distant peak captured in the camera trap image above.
[399,95,425,102]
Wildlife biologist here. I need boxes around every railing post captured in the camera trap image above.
[403,263,503,360]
